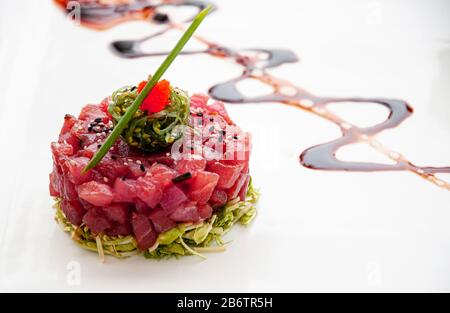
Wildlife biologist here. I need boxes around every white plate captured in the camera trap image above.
[0,0,449,292]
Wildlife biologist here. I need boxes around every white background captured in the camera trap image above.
[0,0,449,292]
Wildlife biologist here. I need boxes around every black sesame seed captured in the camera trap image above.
[130,86,137,91]
[196,112,203,117]
[219,130,226,136]
[111,155,118,160]
[88,127,93,132]
[94,118,102,123]
[97,145,102,149]
[140,164,146,172]
[209,118,214,122]
[153,12,169,23]
[233,135,239,140]
[121,176,126,181]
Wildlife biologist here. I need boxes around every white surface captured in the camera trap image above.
[0,0,449,292]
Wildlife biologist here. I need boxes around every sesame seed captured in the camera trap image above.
[103,177,109,183]
[124,162,128,166]
[94,118,102,123]
[140,164,146,172]
[136,160,142,165]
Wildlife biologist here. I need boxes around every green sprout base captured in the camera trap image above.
[54,180,259,260]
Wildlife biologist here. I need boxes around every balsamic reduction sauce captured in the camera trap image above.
[53,0,450,190]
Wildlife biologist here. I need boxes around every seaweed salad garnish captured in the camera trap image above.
[109,80,190,152]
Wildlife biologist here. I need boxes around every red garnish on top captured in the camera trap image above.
[137,80,171,114]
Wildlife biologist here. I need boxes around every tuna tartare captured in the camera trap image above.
[50,81,258,260]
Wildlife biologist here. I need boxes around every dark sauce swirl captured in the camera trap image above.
[54,0,450,190]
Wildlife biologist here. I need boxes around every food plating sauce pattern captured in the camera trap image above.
[54,0,450,190]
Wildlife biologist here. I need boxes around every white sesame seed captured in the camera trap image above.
[124,162,128,166]
[103,177,109,183]
[136,160,142,165]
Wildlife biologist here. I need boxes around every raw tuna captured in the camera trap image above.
[113,178,137,203]
[149,208,177,233]
[132,214,157,250]
[103,203,129,225]
[209,189,228,209]
[187,171,219,204]
[136,176,163,208]
[77,181,114,207]
[83,209,113,235]
[169,201,201,222]
[206,161,243,189]
[50,94,253,251]
[61,199,86,226]
[160,185,188,213]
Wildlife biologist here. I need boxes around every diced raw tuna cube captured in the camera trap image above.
[62,179,79,201]
[197,203,212,220]
[147,164,177,188]
[238,175,251,201]
[208,100,234,125]
[78,104,109,122]
[62,157,92,184]
[136,176,163,208]
[190,94,209,109]
[149,208,177,233]
[175,155,206,174]
[51,142,74,162]
[83,209,113,235]
[159,184,188,213]
[132,214,157,251]
[169,201,201,222]
[227,173,250,200]
[77,181,115,207]
[103,204,129,225]
[97,157,129,182]
[188,171,219,204]
[78,133,99,148]
[61,199,86,226]
[209,189,228,209]
[134,199,152,215]
[128,162,146,179]
[222,133,251,166]
[113,178,137,203]
[206,161,243,189]
[49,171,61,197]
[59,114,77,137]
